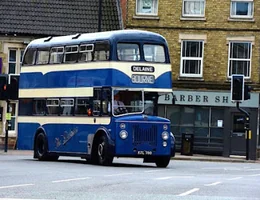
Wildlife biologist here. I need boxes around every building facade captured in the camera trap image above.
[124,0,260,159]
[0,0,122,149]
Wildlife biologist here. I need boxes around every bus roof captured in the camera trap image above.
[27,30,168,49]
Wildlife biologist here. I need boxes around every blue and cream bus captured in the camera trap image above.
[18,30,175,167]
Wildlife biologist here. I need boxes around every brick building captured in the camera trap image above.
[0,0,122,149]
[123,0,260,159]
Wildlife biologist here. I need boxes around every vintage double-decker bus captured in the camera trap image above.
[18,30,175,167]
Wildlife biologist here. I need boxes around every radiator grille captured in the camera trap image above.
[133,124,157,146]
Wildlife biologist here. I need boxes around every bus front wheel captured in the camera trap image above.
[155,156,171,168]
[96,135,113,166]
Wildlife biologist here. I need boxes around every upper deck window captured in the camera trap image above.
[36,48,49,65]
[94,42,110,61]
[79,44,94,62]
[23,49,36,65]
[117,43,140,61]
[144,44,165,63]
[64,46,78,63]
[50,47,64,64]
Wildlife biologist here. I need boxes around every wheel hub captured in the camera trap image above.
[98,142,105,160]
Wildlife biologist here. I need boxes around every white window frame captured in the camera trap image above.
[180,40,204,78]
[227,41,252,78]
[230,0,254,19]
[136,0,159,16]
[8,48,24,74]
[64,45,79,62]
[182,0,206,17]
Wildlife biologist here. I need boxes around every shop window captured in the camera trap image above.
[182,0,205,17]
[195,107,209,127]
[228,42,252,78]
[181,107,195,126]
[211,108,224,139]
[158,105,165,118]
[136,0,158,15]
[167,106,181,125]
[194,107,209,138]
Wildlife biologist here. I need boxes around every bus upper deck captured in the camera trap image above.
[20,30,172,95]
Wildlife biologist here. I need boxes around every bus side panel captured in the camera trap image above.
[45,124,89,153]
[19,70,172,89]
[44,124,111,154]
[17,123,40,150]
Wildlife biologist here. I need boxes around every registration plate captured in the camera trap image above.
[137,151,152,155]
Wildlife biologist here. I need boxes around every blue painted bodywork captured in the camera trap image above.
[17,115,173,157]
[19,69,172,89]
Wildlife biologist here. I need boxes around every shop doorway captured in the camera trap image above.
[230,113,246,155]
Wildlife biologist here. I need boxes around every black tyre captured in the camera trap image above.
[96,135,113,166]
[155,156,171,168]
[34,133,58,161]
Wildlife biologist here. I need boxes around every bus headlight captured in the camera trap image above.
[119,130,128,139]
[162,131,169,140]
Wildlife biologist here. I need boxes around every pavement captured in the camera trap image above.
[0,149,259,163]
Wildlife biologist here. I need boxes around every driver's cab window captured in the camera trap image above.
[144,92,158,116]
[113,89,143,116]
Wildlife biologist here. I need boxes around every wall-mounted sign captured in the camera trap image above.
[131,66,154,73]
[6,113,11,120]
[131,74,155,84]
[159,90,259,108]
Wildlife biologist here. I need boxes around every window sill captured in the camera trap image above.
[133,15,160,20]
[180,17,206,21]
[228,17,255,22]
[225,78,252,83]
[178,77,204,81]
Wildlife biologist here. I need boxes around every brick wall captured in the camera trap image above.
[125,0,260,90]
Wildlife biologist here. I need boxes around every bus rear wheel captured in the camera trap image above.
[34,133,58,161]
[155,156,171,168]
[96,135,113,166]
